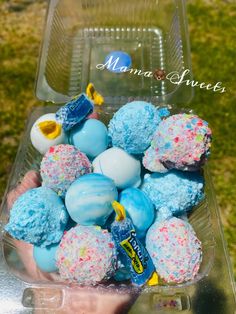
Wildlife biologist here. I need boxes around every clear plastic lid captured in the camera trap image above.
[35,0,193,104]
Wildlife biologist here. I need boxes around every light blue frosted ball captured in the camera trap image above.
[65,173,118,226]
[5,187,68,247]
[141,170,204,215]
[69,119,108,159]
[108,101,161,154]
[33,243,59,272]
[119,188,155,238]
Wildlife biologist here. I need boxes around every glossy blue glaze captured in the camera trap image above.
[69,119,108,159]
[5,187,68,247]
[119,188,155,238]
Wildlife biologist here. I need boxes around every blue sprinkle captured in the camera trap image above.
[158,107,170,118]
[164,142,172,149]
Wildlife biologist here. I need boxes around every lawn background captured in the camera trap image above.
[0,0,235,277]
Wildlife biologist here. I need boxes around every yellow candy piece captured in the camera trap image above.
[86,83,104,106]
[147,271,159,286]
[112,201,126,221]
[79,247,87,257]
[38,121,62,140]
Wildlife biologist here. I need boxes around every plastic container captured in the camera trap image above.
[0,106,235,313]
[0,0,235,312]
[35,0,193,104]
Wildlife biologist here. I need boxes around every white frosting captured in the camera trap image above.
[93,147,141,189]
[30,113,67,154]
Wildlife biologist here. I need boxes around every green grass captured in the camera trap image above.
[186,0,236,275]
[0,0,235,276]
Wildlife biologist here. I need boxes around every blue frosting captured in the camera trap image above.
[108,101,162,154]
[154,207,173,224]
[65,173,118,226]
[69,119,108,159]
[33,243,59,272]
[5,187,69,247]
[141,170,204,215]
[119,188,155,239]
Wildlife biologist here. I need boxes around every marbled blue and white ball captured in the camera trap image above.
[141,170,204,215]
[69,119,108,159]
[65,173,118,226]
[108,101,162,154]
[119,188,155,238]
[93,147,141,190]
[5,187,69,247]
[33,243,59,272]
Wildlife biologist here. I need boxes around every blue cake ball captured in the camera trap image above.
[69,119,109,159]
[33,243,59,272]
[65,173,118,226]
[108,101,162,154]
[141,170,204,215]
[5,187,69,247]
[119,188,155,238]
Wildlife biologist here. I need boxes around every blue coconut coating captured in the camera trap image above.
[154,207,173,225]
[141,170,204,215]
[108,101,166,154]
[5,187,69,247]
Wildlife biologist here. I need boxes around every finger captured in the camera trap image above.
[13,239,59,282]
[7,171,41,210]
[21,170,41,189]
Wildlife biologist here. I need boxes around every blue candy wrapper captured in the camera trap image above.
[111,201,158,286]
[56,93,94,131]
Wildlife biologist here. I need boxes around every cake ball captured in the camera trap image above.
[143,113,212,172]
[154,207,173,225]
[65,173,118,226]
[30,113,67,155]
[69,119,108,159]
[93,147,141,189]
[108,101,162,154]
[5,187,68,247]
[56,225,117,284]
[146,217,202,284]
[141,170,204,215]
[33,243,59,272]
[40,144,92,198]
[119,188,155,238]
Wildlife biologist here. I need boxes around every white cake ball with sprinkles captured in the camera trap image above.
[146,217,202,284]
[56,225,117,284]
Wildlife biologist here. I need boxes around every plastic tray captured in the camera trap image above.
[0,105,235,313]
